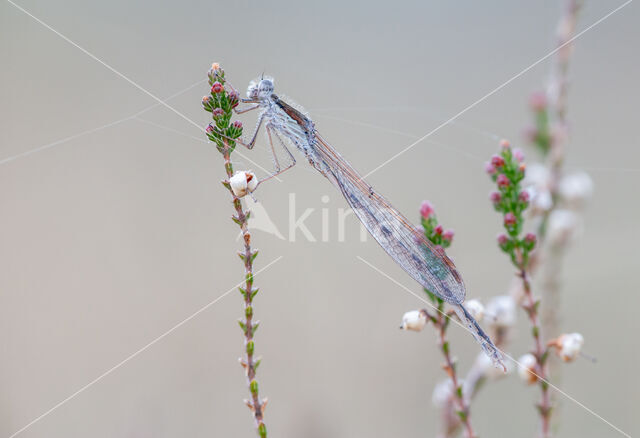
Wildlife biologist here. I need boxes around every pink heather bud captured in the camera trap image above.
[499,139,511,149]
[519,162,526,173]
[513,148,525,162]
[434,225,443,235]
[205,124,214,133]
[233,120,243,129]
[420,200,435,219]
[485,162,496,175]
[524,233,537,244]
[202,95,210,104]
[443,229,455,242]
[518,191,530,202]
[504,212,517,226]
[529,91,547,112]
[497,233,509,246]
[490,191,501,204]
[497,174,510,188]
[228,90,239,108]
[212,108,224,118]
[211,82,223,94]
[491,155,505,168]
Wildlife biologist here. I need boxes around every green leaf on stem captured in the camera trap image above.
[250,379,259,395]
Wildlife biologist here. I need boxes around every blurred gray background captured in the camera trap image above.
[1,1,639,437]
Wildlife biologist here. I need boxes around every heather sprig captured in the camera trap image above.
[420,200,455,251]
[202,63,243,155]
[204,63,267,438]
[487,140,555,436]
[418,200,455,315]
[486,140,537,268]
[402,201,477,438]
[526,91,554,155]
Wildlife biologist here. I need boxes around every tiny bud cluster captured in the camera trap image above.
[486,140,537,268]
[525,91,553,154]
[418,200,455,303]
[420,200,455,251]
[202,62,244,154]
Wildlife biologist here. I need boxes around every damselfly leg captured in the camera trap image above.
[225,80,259,109]
[234,104,260,114]
[213,121,296,187]
[256,127,296,187]
[229,113,265,150]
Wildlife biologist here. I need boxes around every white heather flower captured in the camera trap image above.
[517,353,538,385]
[547,209,581,247]
[400,310,427,332]
[555,333,584,362]
[532,188,553,212]
[524,186,552,214]
[484,295,516,328]
[523,163,553,214]
[465,299,484,321]
[246,172,258,192]
[229,171,258,198]
[475,352,512,380]
[524,163,551,189]
[431,379,455,408]
[559,172,593,208]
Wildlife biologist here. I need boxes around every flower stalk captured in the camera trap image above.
[487,140,553,437]
[420,202,475,438]
[435,305,475,438]
[203,63,267,437]
[525,0,584,371]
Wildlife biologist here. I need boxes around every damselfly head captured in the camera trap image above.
[247,76,275,100]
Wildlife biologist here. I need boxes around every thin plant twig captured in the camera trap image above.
[535,0,583,360]
[518,260,552,437]
[487,140,553,437]
[203,63,268,437]
[434,306,475,438]
[401,202,476,438]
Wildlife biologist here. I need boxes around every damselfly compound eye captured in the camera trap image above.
[258,78,274,96]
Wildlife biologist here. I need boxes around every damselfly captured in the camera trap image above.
[221,76,504,369]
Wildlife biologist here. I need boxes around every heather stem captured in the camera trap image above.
[538,0,583,372]
[433,305,475,438]
[221,143,267,437]
[518,255,551,438]
[204,63,267,437]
